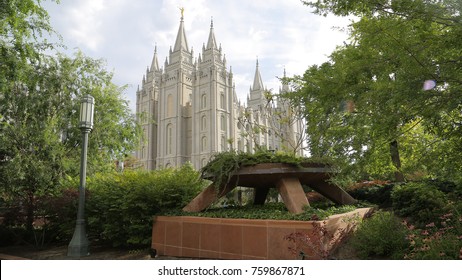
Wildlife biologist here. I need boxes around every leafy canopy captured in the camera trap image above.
[0,0,140,234]
[290,0,462,183]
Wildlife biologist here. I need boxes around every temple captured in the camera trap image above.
[135,15,304,170]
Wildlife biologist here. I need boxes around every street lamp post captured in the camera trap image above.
[68,95,95,257]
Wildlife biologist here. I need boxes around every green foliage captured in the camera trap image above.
[4,165,204,247]
[350,211,409,259]
[409,234,462,260]
[201,150,332,190]
[403,209,462,260]
[391,182,448,227]
[292,0,462,183]
[163,202,359,221]
[85,164,205,248]
[38,184,80,244]
[348,182,395,208]
[420,179,462,200]
[347,180,461,259]
[0,0,140,235]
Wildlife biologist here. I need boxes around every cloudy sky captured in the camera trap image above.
[43,0,351,112]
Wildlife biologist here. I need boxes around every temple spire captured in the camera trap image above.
[206,17,217,50]
[173,9,189,52]
[150,44,159,71]
[252,58,264,91]
[281,67,290,92]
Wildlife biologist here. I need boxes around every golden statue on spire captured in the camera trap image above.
[179,7,185,18]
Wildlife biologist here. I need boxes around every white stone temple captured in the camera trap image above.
[135,13,304,170]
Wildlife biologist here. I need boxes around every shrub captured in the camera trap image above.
[347,181,395,208]
[391,182,448,226]
[421,179,462,200]
[0,225,27,246]
[38,186,81,244]
[85,163,205,248]
[37,164,205,248]
[350,211,409,259]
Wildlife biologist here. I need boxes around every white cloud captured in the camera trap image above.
[65,0,107,51]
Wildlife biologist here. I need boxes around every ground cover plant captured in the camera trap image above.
[200,150,333,190]
[163,201,363,221]
[347,180,462,260]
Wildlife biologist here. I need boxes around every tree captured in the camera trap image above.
[0,0,140,236]
[236,89,307,156]
[290,0,462,182]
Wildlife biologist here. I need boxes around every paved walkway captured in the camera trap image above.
[0,253,29,260]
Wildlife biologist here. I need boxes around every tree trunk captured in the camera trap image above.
[390,140,405,182]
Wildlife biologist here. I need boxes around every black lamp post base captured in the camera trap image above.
[68,219,90,257]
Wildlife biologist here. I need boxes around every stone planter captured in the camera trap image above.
[152,208,373,260]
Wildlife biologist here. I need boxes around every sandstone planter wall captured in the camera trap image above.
[151,208,373,260]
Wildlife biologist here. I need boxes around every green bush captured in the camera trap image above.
[39,186,81,244]
[391,182,448,226]
[85,163,205,248]
[348,183,395,208]
[0,225,27,246]
[421,179,462,200]
[350,211,409,259]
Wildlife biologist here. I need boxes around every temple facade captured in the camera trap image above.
[135,14,303,170]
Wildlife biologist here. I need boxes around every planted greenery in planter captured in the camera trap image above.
[164,202,364,221]
[201,149,333,190]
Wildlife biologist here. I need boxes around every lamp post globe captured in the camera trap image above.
[68,95,94,257]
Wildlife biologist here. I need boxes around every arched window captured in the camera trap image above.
[166,124,173,155]
[201,158,207,168]
[167,94,173,117]
[201,94,207,109]
[238,140,243,152]
[221,136,226,151]
[221,114,226,131]
[201,115,207,131]
[220,93,225,109]
[142,106,147,123]
[201,136,207,152]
